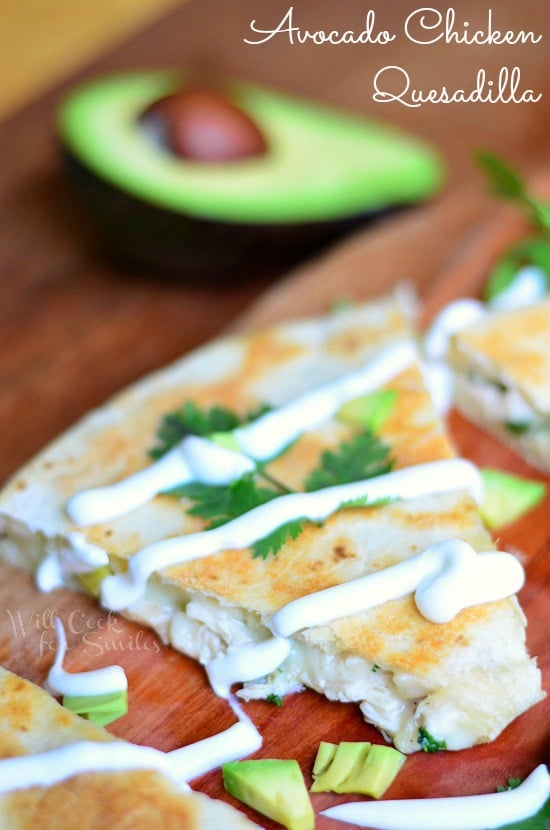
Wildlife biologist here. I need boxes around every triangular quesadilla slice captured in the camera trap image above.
[448,298,550,473]
[0,293,543,755]
[0,665,258,829]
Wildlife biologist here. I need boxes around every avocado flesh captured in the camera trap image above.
[312,741,337,776]
[337,389,397,431]
[343,744,406,798]
[58,71,443,225]
[310,742,405,797]
[223,759,314,830]
[310,741,371,792]
[480,468,546,530]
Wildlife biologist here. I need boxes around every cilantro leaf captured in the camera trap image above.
[475,151,550,235]
[305,431,393,492]
[266,693,284,706]
[252,518,306,560]
[149,401,270,459]
[496,778,522,793]
[165,474,278,529]
[417,727,447,753]
[483,236,550,301]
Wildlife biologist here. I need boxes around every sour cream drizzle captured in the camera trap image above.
[0,741,186,794]
[36,532,109,593]
[46,616,128,698]
[100,459,483,611]
[206,638,292,698]
[270,539,524,637]
[321,764,550,830]
[66,340,417,527]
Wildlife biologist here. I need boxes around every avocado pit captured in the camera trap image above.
[141,89,268,162]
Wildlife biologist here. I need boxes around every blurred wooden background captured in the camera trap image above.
[0,0,181,118]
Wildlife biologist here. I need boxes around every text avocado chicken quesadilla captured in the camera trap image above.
[0,293,543,755]
[0,665,258,829]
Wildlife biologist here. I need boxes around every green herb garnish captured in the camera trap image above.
[475,152,550,301]
[252,518,308,560]
[417,727,447,753]
[504,421,532,435]
[166,474,279,529]
[475,151,550,233]
[496,778,522,793]
[149,401,269,459]
[305,431,393,492]
[266,693,284,706]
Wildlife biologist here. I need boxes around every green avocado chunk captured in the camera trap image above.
[337,389,397,432]
[77,566,113,598]
[310,741,406,797]
[480,468,546,530]
[62,689,128,726]
[310,742,371,792]
[223,760,314,830]
[58,71,443,225]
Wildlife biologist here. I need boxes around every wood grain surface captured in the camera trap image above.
[0,1,549,827]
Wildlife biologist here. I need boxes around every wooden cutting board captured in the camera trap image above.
[0,0,549,825]
[0,186,548,829]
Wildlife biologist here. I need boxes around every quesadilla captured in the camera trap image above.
[0,665,258,829]
[0,293,543,755]
[448,299,550,474]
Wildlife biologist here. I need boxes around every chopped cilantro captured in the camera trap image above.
[252,518,307,560]
[266,693,284,706]
[475,151,550,233]
[496,778,522,793]
[505,421,532,435]
[149,401,269,459]
[166,474,279,529]
[417,727,447,753]
[371,664,379,673]
[305,430,393,492]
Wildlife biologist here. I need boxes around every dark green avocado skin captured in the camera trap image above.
[62,151,398,282]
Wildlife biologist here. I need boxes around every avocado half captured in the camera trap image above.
[58,70,444,280]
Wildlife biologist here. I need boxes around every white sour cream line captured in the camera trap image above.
[46,616,127,698]
[100,458,483,611]
[488,265,548,312]
[0,740,188,794]
[423,299,487,362]
[36,532,109,593]
[270,539,524,637]
[206,638,292,698]
[234,339,417,460]
[167,697,262,782]
[321,763,550,830]
[66,339,417,527]
[66,439,255,526]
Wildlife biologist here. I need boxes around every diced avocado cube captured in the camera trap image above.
[208,431,241,452]
[480,468,546,530]
[337,389,397,432]
[310,742,371,793]
[312,741,337,776]
[344,744,406,798]
[223,759,314,830]
[78,565,113,597]
[62,689,128,726]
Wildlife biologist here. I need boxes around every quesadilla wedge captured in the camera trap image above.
[448,299,550,474]
[0,293,544,755]
[0,665,258,829]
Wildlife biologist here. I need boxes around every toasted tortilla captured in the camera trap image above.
[0,666,257,829]
[449,299,550,473]
[0,294,544,753]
